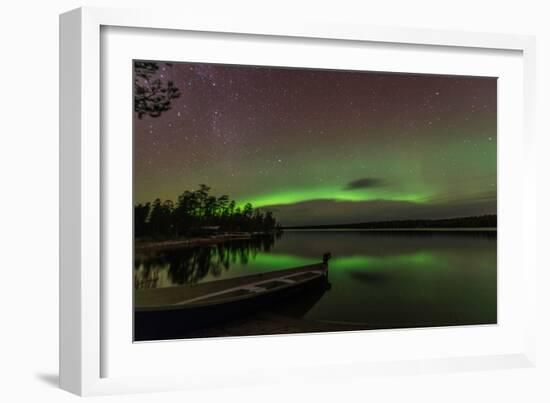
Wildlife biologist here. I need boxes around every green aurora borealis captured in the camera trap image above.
[134,62,496,226]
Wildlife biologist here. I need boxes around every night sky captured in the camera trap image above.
[134,61,497,226]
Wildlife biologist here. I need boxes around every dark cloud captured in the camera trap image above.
[345,178,384,190]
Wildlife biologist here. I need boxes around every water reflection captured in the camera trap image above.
[134,234,278,288]
[134,230,497,328]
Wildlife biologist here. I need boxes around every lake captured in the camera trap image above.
[134,230,497,329]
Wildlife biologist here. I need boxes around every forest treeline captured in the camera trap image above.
[286,215,497,230]
[135,185,281,239]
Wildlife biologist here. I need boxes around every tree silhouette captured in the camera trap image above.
[134,186,281,239]
[134,202,151,237]
[134,61,181,119]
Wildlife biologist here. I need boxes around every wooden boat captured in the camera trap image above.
[134,256,331,341]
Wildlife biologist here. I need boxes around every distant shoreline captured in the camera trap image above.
[282,214,497,231]
[284,227,497,232]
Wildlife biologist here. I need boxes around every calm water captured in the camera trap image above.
[134,231,497,328]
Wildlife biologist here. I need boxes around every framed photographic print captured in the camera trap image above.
[132,61,498,342]
[60,7,537,396]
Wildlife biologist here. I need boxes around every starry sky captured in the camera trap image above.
[134,61,497,226]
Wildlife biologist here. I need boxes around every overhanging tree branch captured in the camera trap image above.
[134,61,181,119]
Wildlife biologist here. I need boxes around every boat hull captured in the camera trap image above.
[134,273,329,341]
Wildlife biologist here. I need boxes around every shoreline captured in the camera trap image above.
[135,232,265,251]
[154,311,493,340]
[176,312,366,339]
[135,227,496,251]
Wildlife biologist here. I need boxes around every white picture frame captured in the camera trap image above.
[59,6,537,396]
